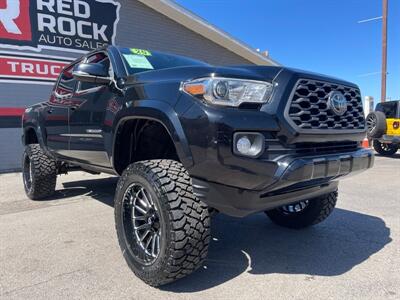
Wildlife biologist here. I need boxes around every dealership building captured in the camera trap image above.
[0,0,277,172]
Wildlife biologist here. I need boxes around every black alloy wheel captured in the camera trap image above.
[114,160,210,286]
[122,183,161,265]
[22,144,57,200]
[279,200,310,214]
[265,192,337,229]
[373,140,398,156]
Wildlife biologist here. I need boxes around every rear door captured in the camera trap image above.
[44,64,77,157]
[68,52,114,167]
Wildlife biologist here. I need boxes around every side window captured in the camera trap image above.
[376,102,398,118]
[78,52,111,92]
[55,64,77,96]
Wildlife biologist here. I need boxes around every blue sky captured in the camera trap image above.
[176,0,399,102]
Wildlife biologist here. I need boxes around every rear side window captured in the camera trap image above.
[376,102,399,118]
[55,64,77,96]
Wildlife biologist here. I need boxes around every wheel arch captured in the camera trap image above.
[22,124,45,147]
[111,101,193,174]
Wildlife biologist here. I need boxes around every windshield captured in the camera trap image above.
[376,101,399,118]
[118,47,209,75]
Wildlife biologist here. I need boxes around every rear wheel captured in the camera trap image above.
[265,192,337,229]
[114,159,210,286]
[22,144,57,200]
[373,140,398,156]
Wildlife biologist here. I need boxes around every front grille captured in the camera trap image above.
[290,141,359,155]
[288,79,365,130]
[262,140,360,160]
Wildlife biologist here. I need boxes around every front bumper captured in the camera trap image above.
[192,148,374,217]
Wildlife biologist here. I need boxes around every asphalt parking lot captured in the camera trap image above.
[0,154,399,299]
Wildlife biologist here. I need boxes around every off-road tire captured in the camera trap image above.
[265,191,338,229]
[366,111,387,139]
[22,144,57,200]
[373,140,398,156]
[114,159,210,287]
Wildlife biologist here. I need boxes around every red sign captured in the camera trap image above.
[0,0,32,41]
[0,54,69,82]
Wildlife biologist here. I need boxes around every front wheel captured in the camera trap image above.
[114,160,210,286]
[373,140,398,156]
[265,192,337,229]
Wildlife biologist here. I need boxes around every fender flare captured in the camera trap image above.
[111,100,194,172]
[22,122,46,148]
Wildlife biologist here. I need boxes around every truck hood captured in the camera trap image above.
[125,65,284,85]
[124,65,357,88]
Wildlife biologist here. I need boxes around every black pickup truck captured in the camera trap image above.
[21,45,374,286]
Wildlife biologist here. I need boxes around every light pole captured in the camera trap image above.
[358,0,389,103]
[381,0,388,103]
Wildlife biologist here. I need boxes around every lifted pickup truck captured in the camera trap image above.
[22,45,374,286]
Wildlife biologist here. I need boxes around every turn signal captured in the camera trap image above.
[182,83,206,96]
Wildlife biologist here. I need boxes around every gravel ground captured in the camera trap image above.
[0,154,399,299]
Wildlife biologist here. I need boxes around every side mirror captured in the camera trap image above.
[72,63,112,84]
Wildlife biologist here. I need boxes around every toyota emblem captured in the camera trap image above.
[328,91,347,116]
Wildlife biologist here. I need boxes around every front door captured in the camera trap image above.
[68,52,113,168]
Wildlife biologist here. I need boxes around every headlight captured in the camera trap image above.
[182,77,274,107]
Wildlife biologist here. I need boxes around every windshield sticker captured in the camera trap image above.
[123,54,154,69]
[130,48,152,56]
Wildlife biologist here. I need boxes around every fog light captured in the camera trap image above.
[236,136,252,154]
[233,132,264,158]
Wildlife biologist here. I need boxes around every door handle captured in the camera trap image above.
[47,108,54,114]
